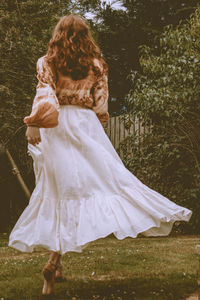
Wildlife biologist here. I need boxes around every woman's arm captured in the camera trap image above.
[24,56,60,128]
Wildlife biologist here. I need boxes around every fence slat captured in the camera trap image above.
[104,113,151,159]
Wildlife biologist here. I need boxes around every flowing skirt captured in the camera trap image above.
[8,105,192,255]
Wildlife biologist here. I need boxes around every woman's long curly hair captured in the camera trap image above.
[46,14,108,80]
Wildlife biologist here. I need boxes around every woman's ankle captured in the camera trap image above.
[49,251,61,265]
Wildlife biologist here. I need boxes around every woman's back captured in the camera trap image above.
[55,58,106,109]
[24,53,109,128]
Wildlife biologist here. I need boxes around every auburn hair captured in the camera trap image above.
[46,14,108,80]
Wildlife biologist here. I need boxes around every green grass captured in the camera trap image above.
[0,234,199,300]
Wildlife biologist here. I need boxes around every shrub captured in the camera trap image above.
[124,6,200,234]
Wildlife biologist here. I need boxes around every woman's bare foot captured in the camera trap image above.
[42,252,61,295]
[42,270,55,296]
[55,261,65,282]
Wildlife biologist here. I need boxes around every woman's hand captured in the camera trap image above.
[26,126,41,145]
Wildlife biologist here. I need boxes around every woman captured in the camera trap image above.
[8,14,192,296]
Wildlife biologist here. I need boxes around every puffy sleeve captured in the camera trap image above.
[92,59,109,126]
[24,56,60,128]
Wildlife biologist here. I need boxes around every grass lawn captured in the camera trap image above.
[0,234,199,300]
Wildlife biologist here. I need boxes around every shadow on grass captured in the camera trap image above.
[2,275,198,300]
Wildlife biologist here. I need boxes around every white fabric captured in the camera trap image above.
[9,105,192,255]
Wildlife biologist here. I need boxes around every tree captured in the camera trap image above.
[0,0,71,139]
[93,0,200,114]
[124,5,200,233]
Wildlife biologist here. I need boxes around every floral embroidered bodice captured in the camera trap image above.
[24,55,109,127]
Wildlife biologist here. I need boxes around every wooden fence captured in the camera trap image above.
[104,113,151,158]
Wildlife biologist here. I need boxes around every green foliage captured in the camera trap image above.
[96,0,200,113]
[0,0,71,137]
[125,6,200,233]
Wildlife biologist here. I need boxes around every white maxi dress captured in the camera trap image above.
[8,58,192,255]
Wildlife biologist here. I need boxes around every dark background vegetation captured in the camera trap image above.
[0,0,200,234]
